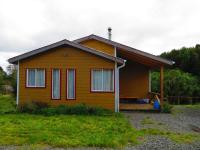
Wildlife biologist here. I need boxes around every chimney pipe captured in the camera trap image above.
[108,27,112,40]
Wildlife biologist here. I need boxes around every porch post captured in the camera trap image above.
[149,69,151,92]
[160,66,164,105]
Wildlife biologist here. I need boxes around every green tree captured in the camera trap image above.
[151,69,200,97]
[6,65,17,96]
[0,67,6,94]
[161,44,200,76]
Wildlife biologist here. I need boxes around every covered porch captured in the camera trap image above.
[117,48,165,111]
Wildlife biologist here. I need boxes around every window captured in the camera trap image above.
[26,69,45,87]
[67,69,76,99]
[52,69,61,99]
[91,69,114,92]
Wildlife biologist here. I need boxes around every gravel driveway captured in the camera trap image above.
[124,105,200,150]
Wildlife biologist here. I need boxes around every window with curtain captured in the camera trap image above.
[67,69,76,99]
[91,69,114,92]
[52,69,61,99]
[27,69,45,87]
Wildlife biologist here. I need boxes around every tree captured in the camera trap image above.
[0,67,7,94]
[160,44,200,76]
[6,65,17,96]
[151,69,200,97]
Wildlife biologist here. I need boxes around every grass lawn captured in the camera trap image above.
[0,95,16,114]
[0,114,133,148]
[0,95,134,148]
[0,95,200,149]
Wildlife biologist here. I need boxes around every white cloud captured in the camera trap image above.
[0,0,200,70]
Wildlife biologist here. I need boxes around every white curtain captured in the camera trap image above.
[52,69,60,99]
[67,69,75,99]
[103,70,113,91]
[28,69,35,86]
[92,70,103,91]
[36,69,45,87]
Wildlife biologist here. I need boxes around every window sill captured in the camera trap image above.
[26,86,46,88]
[66,98,76,100]
[91,90,114,93]
[51,98,61,100]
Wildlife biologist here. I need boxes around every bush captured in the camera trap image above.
[19,102,113,116]
[19,101,49,114]
[162,102,173,113]
[42,104,113,116]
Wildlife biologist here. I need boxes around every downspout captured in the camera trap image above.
[16,61,19,105]
[115,60,126,112]
[114,45,126,112]
[114,47,118,112]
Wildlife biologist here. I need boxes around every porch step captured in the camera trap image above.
[120,103,154,110]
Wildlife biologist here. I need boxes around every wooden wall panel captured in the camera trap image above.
[119,61,149,98]
[19,46,115,110]
[80,39,115,56]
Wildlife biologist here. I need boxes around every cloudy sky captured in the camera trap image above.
[0,0,200,70]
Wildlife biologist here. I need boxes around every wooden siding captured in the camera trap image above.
[119,61,149,98]
[80,39,115,56]
[19,46,115,110]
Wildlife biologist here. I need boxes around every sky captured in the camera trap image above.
[0,0,200,71]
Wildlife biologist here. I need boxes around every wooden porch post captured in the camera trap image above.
[160,66,164,105]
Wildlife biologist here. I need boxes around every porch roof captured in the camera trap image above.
[74,34,174,67]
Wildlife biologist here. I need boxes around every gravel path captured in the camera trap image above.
[124,106,200,133]
[124,106,200,150]
[126,135,200,150]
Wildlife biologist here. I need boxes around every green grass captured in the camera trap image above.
[0,95,16,114]
[0,95,199,148]
[184,104,200,109]
[0,114,199,148]
[133,128,200,144]
[0,95,135,148]
[0,114,134,148]
[172,104,200,115]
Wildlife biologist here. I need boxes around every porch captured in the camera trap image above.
[119,92,161,110]
[117,48,164,111]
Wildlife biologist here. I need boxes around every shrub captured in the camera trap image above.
[162,102,173,113]
[40,107,57,116]
[20,102,113,116]
[19,101,49,114]
[45,104,112,116]
[87,106,112,116]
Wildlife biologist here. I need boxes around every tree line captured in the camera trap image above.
[152,44,200,97]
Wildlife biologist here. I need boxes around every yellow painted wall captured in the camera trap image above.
[19,46,115,110]
[119,61,149,98]
[80,39,115,56]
